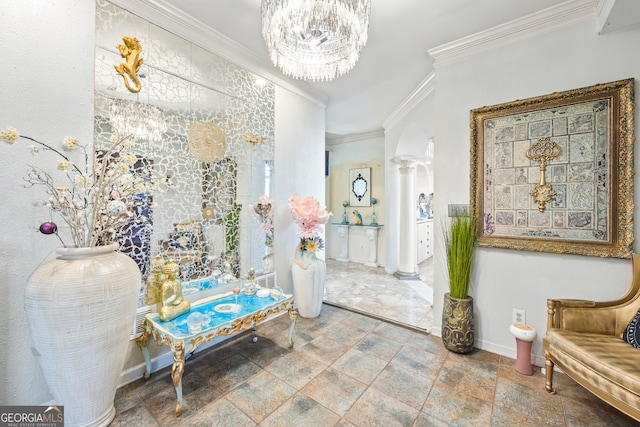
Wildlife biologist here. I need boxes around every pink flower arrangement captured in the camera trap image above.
[288,194,332,253]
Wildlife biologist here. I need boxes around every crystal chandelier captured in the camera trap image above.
[261,0,371,82]
[109,99,167,142]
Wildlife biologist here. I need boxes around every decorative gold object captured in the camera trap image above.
[244,133,265,151]
[171,342,185,416]
[187,122,227,162]
[114,36,143,93]
[158,260,191,322]
[202,205,214,219]
[144,255,166,305]
[470,78,635,258]
[525,137,562,212]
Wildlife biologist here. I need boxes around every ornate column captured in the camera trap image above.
[393,156,419,280]
[335,224,350,262]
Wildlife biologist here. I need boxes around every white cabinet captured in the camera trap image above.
[417,219,433,263]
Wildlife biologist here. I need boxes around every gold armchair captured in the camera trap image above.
[543,253,640,421]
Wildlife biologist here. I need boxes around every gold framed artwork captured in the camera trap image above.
[470,78,635,258]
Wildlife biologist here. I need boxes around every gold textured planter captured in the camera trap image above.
[442,293,475,354]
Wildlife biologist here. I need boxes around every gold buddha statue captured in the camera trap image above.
[144,255,166,305]
[159,260,191,322]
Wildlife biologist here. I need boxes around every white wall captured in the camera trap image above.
[274,88,327,294]
[432,21,640,365]
[0,1,96,405]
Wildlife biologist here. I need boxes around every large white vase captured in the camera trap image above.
[291,250,326,318]
[24,243,141,427]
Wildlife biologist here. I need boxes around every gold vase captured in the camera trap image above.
[441,293,474,354]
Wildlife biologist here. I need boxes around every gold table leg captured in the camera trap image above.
[288,309,298,348]
[136,321,152,380]
[171,341,186,417]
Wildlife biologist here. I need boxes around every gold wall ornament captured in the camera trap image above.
[188,122,227,162]
[525,137,562,212]
[470,78,635,258]
[114,36,143,93]
[244,133,265,151]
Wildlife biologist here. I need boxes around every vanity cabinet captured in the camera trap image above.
[417,219,433,263]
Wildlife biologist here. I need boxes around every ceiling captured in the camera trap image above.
[157,0,633,138]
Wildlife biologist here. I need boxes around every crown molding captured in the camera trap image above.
[595,0,616,33]
[428,0,597,67]
[326,129,385,146]
[382,71,435,131]
[108,0,327,107]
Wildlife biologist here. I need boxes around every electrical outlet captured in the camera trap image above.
[512,308,525,325]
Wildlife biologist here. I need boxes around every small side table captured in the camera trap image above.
[137,290,297,416]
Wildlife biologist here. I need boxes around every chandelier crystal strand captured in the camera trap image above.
[109,99,167,142]
[261,0,371,82]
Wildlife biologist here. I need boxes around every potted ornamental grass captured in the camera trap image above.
[442,212,476,354]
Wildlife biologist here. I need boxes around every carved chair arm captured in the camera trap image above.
[547,298,619,335]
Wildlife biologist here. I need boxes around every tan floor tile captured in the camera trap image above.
[433,358,497,404]
[264,351,327,389]
[372,322,419,344]
[342,387,419,427]
[226,370,296,424]
[233,334,293,368]
[389,343,446,381]
[323,322,370,346]
[110,404,159,427]
[492,377,565,426]
[412,411,449,427]
[370,364,433,410]
[354,333,404,362]
[201,353,262,394]
[422,384,493,426]
[181,396,256,427]
[331,348,388,384]
[562,395,639,426]
[497,364,547,392]
[300,368,367,416]
[490,404,561,427]
[300,335,351,365]
[260,393,340,427]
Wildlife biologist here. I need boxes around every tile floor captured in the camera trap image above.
[110,304,638,426]
[323,258,434,332]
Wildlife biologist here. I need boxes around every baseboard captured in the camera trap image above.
[430,327,547,369]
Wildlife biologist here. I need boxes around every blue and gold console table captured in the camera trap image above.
[137,290,297,416]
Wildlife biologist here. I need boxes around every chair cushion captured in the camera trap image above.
[622,308,640,349]
[545,329,640,396]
